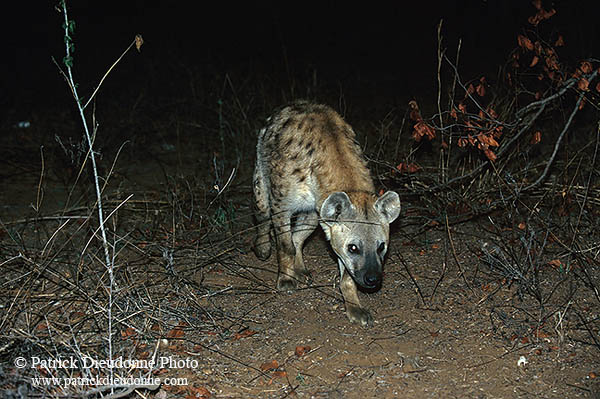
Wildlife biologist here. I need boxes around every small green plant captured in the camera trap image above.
[212,200,237,230]
[50,1,149,397]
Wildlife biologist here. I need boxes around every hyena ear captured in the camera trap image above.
[320,192,352,222]
[374,191,401,224]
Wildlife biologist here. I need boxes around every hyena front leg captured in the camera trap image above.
[291,211,318,281]
[272,210,301,291]
[252,167,271,260]
[339,264,374,327]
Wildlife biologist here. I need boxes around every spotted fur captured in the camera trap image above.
[253,101,400,327]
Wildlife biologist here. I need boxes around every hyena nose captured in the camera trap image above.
[364,272,381,288]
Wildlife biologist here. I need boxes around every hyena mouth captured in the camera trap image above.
[363,271,382,289]
[344,263,382,291]
[359,271,382,291]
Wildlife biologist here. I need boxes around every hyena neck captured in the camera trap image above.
[321,188,375,198]
[314,159,376,210]
[313,151,375,210]
[306,108,375,209]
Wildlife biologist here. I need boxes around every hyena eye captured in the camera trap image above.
[377,242,386,254]
[347,244,360,254]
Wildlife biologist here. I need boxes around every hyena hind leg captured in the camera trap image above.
[252,168,272,261]
[290,211,318,281]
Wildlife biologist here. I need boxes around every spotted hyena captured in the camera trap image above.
[252,101,400,327]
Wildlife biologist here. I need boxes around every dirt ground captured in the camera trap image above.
[4,3,600,398]
[1,123,599,399]
[1,50,600,398]
[149,223,600,399]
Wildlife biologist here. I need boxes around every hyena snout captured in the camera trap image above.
[363,270,382,288]
[354,258,382,290]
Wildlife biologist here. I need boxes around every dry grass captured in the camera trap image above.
[0,4,599,398]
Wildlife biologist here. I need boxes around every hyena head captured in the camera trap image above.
[320,191,401,290]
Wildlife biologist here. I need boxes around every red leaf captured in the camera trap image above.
[589,372,597,379]
[479,133,499,147]
[528,15,540,25]
[534,329,550,339]
[185,387,210,399]
[413,121,435,141]
[465,120,480,133]
[554,35,564,46]
[466,83,475,95]
[476,83,486,97]
[396,162,420,173]
[135,34,144,52]
[408,100,422,122]
[517,35,534,51]
[467,134,477,146]
[581,61,593,74]
[411,129,422,142]
[484,149,497,162]
[528,7,556,26]
[295,346,312,357]
[530,55,539,67]
[450,107,458,120]
[493,125,504,138]
[187,387,211,399]
[548,259,562,268]
[545,55,560,71]
[542,9,556,19]
[578,78,590,91]
[260,359,279,371]
[166,327,185,339]
[407,163,421,173]
[530,131,542,144]
[121,327,137,339]
[233,329,257,340]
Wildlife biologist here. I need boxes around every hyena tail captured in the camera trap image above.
[252,158,272,260]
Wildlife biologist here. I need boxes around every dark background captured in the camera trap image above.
[3,1,600,118]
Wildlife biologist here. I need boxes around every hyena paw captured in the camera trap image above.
[346,306,374,328]
[253,240,271,261]
[277,267,311,291]
[296,267,312,284]
[277,275,297,292]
